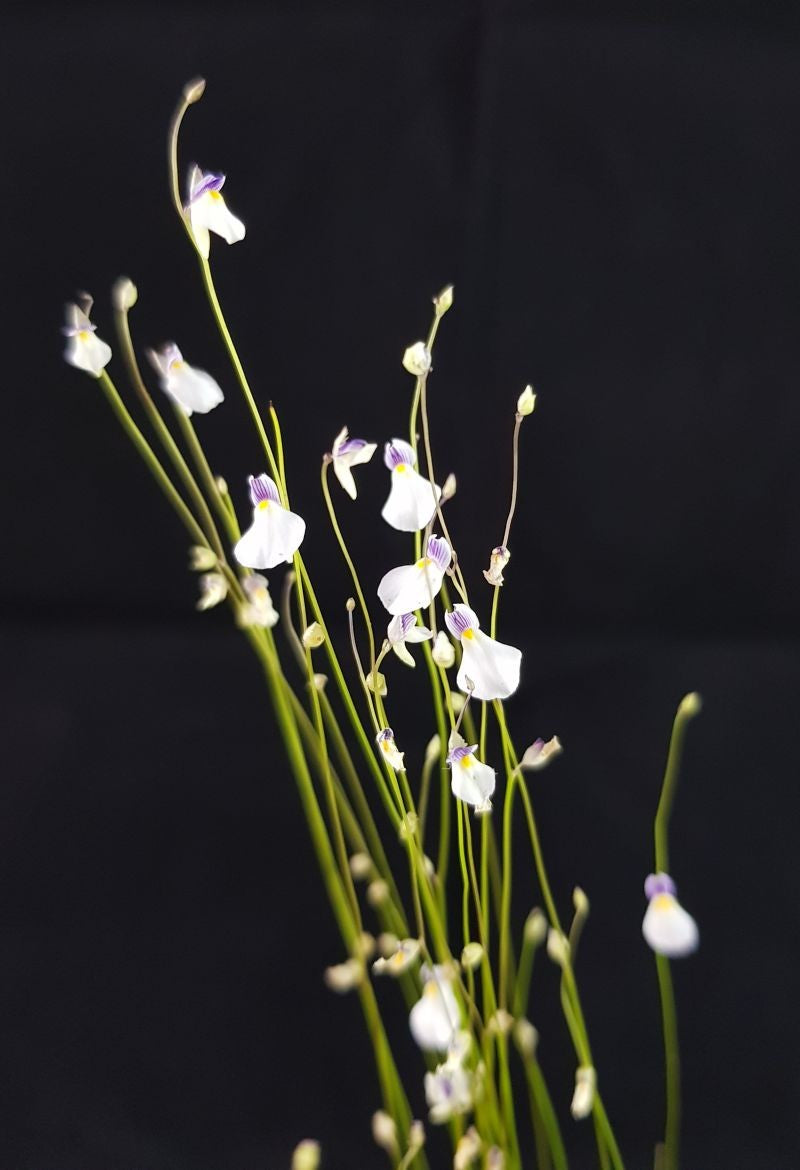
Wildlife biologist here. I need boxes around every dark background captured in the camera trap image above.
[2,2,799,1168]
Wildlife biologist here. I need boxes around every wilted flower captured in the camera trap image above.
[381,439,441,532]
[378,535,451,615]
[431,630,456,669]
[146,343,224,416]
[330,427,377,500]
[375,728,405,771]
[571,1066,596,1119]
[402,341,432,376]
[238,573,279,628]
[642,873,699,957]
[519,736,563,770]
[62,295,112,377]
[385,612,433,667]
[483,545,510,587]
[447,739,496,814]
[234,474,306,569]
[372,937,421,976]
[185,165,245,259]
[196,572,228,611]
[302,621,325,648]
[364,670,387,697]
[444,604,522,701]
[409,965,461,1052]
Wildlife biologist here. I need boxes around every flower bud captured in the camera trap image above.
[183,77,207,104]
[376,931,399,957]
[312,673,328,692]
[441,472,457,501]
[196,572,228,611]
[434,285,454,314]
[546,929,570,969]
[356,932,376,960]
[461,942,484,971]
[214,475,229,496]
[486,1009,514,1036]
[450,692,466,714]
[291,1140,321,1170]
[453,1127,482,1169]
[367,879,389,907]
[324,957,362,993]
[402,342,432,377]
[432,631,455,669]
[424,733,442,764]
[112,276,138,312]
[486,1147,505,1170]
[398,812,418,842]
[408,1120,426,1150]
[364,670,387,697]
[513,1018,539,1058]
[573,886,590,919]
[349,852,372,881]
[520,736,563,771]
[372,1110,399,1155]
[679,691,702,717]
[516,385,536,416]
[524,908,548,947]
[188,545,217,571]
[571,1066,596,1119]
[302,621,325,648]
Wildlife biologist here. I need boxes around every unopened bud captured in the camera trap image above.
[571,1066,596,1119]
[679,691,702,717]
[349,852,372,881]
[324,957,362,993]
[345,597,356,612]
[364,670,387,697]
[291,1139,321,1170]
[183,77,207,104]
[453,1126,482,1170]
[408,1119,426,1150]
[441,472,457,501]
[524,908,548,947]
[434,285,454,314]
[376,931,399,957]
[398,812,418,842]
[312,673,328,692]
[450,692,466,714]
[214,475,228,496]
[402,342,432,377]
[372,1110,399,1155]
[302,621,325,649]
[573,886,590,919]
[356,932,376,960]
[513,1018,539,1058]
[112,276,138,311]
[425,733,442,763]
[461,942,484,971]
[188,545,217,571]
[367,879,389,907]
[520,736,563,771]
[486,1147,505,1170]
[487,1009,514,1036]
[516,385,536,416]
[432,631,455,669]
[546,929,570,969]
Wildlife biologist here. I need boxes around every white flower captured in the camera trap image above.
[517,385,536,416]
[519,736,563,771]
[424,1062,474,1124]
[431,631,455,669]
[444,604,522,701]
[238,573,279,628]
[447,736,495,813]
[62,296,112,377]
[378,535,451,615]
[642,873,699,958]
[409,966,461,1052]
[483,545,510,587]
[402,341,432,376]
[373,937,421,976]
[234,474,306,569]
[381,439,441,532]
[330,427,377,500]
[196,572,228,611]
[146,343,224,416]
[185,165,246,259]
[375,728,405,772]
[386,613,433,667]
[571,1066,596,1120]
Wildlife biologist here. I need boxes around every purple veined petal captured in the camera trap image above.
[187,165,226,205]
[375,728,395,745]
[384,438,417,470]
[387,613,416,644]
[444,604,479,639]
[426,535,452,573]
[446,744,478,766]
[248,473,281,506]
[337,437,369,458]
[644,872,677,900]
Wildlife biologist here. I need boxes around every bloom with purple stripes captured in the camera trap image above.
[386,612,432,667]
[381,438,441,532]
[233,473,306,570]
[642,872,698,958]
[146,343,224,416]
[444,603,521,702]
[331,426,377,500]
[185,164,246,259]
[377,535,452,617]
[446,735,495,813]
[62,295,112,377]
[376,727,405,772]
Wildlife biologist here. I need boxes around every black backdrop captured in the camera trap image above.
[3,3,799,1168]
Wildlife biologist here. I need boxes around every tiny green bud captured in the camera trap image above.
[517,385,536,416]
[679,691,702,717]
[434,284,454,314]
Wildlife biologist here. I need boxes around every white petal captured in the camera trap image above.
[165,364,224,416]
[432,630,456,668]
[233,504,306,569]
[378,562,444,616]
[451,757,495,808]
[405,625,432,643]
[381,467,440,532]
[409,979,460,1052]
[192,191,246,245]
[333,460,357,500]
[190,219,210,259]
[642,896,699,957]
[65,333,112,377]
[458,631,521,701]
[391,641,416,668]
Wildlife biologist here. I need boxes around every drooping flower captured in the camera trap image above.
[409,965,461,1052]
[642,873,699,957]
[331,427,377,500]
[424,1062,474,1124]
[519,736,563,771]
[62,296,112,377]
[431,631,456,669]
[447,738,496,813]
[381,439,441,532]
[483,545,510,587]
[386,613,432,667]
[444,604,522,701]
[373,937,421,977]
[233,474,306,569]
[375,728,405,772]
[238,573,279,628]
[378,535,451,615]
[196,572,228,611]
[185,165,246,259]
[146,343,224,416]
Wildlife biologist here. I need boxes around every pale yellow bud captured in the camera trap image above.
[291,1139,321,1170]
[346,597,356,612]
[487,1009,514,1036]
[441,472,457,501]
[461,942,484,971]
[214,475,228,496]
[398,812,418,842]
[312,673,328,692]
[188,545,217,571]
[112,276,138,312]
[453,1126,482,1170]
[377,932,399,957]
[546,929,570,968]
[524,908,548,947]
[356,932,376,960]
[372,1110,399,1154]
[364,670,387,697]
[402,342,432,377]
[513,1018,539,1058]
[183,77,207,104]
[424,733,442,763]
[432,631,455,669]
[302,621,325,649]
[573,886,590,918]
[408,1120,426,1150]
[516,385,536,416]
[349,852,372,881]
[679,691,703,717]
[434,284,454,314]
[323,957,362,993]
[450,692,466,714]
[367,879,389,907]
[571,1066,596,1119]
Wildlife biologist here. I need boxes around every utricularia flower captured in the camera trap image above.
[185,165,246,259]
[62,296,112,377]
[234,474,306,569]
[372,937,421,977]
[381,439,441,532]
[424,1061,475,1125]
[519,736,563,771]
[196,572,228,611]
[237,573,279,628]
[378,535,451,615]
[483,545,510,587]
[444,604,522,701]
[330,427,377,500]
[146,343,223,416]
[409,965,461,1052]
[386,613,433,667]
[642,873,699,957]
[447,735,496,814]
[375,728,405,772]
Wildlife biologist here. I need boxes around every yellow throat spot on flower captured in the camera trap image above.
[415,557,432,570]
[209,190,222,201]
[257,499,271,511]
[395,464,407,474]
[462,629,475,641]
[423,981,440,998]
[77,330,90,342]
[380,739,391,753]
[459,756,474,770]
[169,360,185,372]
[653,894,674,911]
